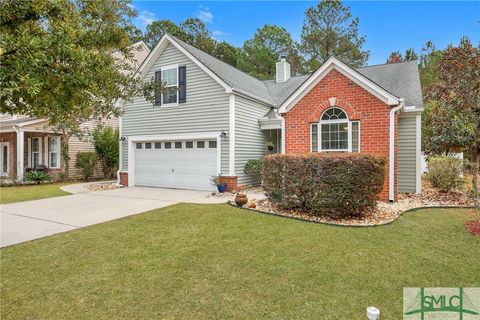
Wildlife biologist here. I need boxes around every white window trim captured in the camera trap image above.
[161,64,179,107]
[49,136,61,169]
[0,142,9,176]
[310,123,318,152]
[312,108,362,153]
[351,121,361,153]
[29,137,42,168]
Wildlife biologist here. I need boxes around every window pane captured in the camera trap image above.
[145,142,152,149]
[3,146,7,172]
[352,121,360,152]
[49,137,59,152]
[321,107,347,120]
[50,153,58,167]
[164,142,171,149]
[33,153,39,167]
[136,143,142,149]
[155,142,161,149]
[175,142,182,149]
[32,138,39,152]
[162,68,177,86]
[311,124,318,152]
[208,140,217,148]
[197,141,205,148]
[163,87,177,104]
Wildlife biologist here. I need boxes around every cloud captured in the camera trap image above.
[138,10,156,26]
[212,30,228,38]
[197,6,214,23]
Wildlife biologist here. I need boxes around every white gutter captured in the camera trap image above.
[280,115,286,154]
[389,98,405,202]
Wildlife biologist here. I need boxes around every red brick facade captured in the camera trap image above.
[119,172,128,186]
[281,69,397,201]
[219,175,238,192]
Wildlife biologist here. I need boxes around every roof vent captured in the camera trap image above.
[276,56,291,83]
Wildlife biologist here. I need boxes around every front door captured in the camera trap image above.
[0,142,9,177]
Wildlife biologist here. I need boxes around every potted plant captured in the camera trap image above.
[266,141,275,152]
[211,175,227,193]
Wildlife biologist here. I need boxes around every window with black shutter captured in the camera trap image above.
[154,71,161,106]
[179,66,186,103]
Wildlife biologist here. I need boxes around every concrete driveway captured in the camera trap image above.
[0,187,213,248]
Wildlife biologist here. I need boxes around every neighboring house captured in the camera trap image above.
[0,41,150,182]
[119,34,423,202]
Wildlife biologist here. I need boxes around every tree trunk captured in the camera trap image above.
[61,132,72,181]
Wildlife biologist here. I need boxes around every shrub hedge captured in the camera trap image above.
[262,153,386,217]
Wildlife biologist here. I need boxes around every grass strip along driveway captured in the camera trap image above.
[1,204,479,319]
[0,183,71,204]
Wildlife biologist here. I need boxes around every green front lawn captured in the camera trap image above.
[0,183,71,204]
[1,204,479,319]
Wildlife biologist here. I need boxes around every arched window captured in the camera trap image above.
[311,107,360,152]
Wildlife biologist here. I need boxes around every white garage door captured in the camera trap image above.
[134,140,218,191]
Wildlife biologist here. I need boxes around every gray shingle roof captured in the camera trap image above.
[170,35,423,108]
[357,61,423,107]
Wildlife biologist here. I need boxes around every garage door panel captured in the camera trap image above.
[134,140,217,191]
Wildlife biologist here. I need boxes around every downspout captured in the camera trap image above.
[280,114,286,154]
[389,98,404,202]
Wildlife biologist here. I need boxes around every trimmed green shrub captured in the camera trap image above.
[427,156,463,191]
[25,171,51,184]
[75,152,97,181]
[244,158,263,183]
[262,153,386,217]
[91,124,119,178]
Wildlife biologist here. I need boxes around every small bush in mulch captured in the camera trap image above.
[464,220,480,236]
[262,153,386,218]
[426,156,463,191]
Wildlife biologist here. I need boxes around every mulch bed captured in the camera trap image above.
[237,179,478,227]
[465,221,480,236]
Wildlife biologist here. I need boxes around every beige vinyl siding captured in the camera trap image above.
[68,118,118,180]
[234,95,270,185]
[398,113,419,192]
[121,43,230,174]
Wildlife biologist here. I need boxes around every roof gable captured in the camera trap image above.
[135,34,232,94]
[278,57,400,113]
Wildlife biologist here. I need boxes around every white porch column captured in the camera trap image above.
[15,127,24,182]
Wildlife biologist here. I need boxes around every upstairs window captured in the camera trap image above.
[162,66,178,105]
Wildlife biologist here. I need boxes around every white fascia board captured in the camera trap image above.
[134,34,232,93]
[16,119,48,127]
[403,105,424,113]
[278,56,400,113]
[259,118,282,130]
